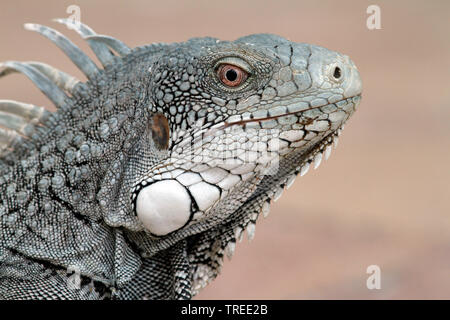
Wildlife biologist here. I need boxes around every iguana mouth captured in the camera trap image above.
[221,95,361,129]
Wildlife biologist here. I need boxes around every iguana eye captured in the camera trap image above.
[217,64,248,87]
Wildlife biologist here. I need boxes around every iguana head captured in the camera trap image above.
[123,35,362,233]
[119,34,362,291]
[0,20,361,297]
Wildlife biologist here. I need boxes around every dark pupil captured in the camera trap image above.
[225,69,238,82]
[333,67,341,79]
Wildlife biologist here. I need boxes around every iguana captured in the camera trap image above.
[0,19,362,299]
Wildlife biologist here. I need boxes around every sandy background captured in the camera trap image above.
[0,0,449,299]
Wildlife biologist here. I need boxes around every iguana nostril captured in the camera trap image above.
[333,66,342,79]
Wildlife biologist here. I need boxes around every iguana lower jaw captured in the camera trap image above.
[131,92,361,238]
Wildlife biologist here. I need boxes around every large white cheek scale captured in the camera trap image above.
[135,180,191,236]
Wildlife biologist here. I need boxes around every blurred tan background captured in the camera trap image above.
[0,0,449,299]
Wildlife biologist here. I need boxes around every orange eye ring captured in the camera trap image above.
[217,64,248,87]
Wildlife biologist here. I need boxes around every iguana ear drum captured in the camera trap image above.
[135,180,192,236]
[150,113,169,150]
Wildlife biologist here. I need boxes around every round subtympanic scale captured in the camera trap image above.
[135,179,191,236]
[188,182,220,211]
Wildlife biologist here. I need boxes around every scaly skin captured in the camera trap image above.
[0,19,362,299]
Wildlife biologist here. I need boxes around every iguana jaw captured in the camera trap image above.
[130,94,360,238]
[189,96,361,294]
[221,95,361,129]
